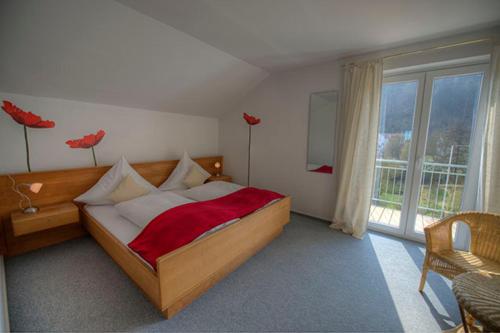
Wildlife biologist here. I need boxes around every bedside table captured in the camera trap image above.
[11,202,79,237]
[207,175,232,182]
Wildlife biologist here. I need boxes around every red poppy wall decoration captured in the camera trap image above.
[243,113,261,186]
[1,100,55,172]
[66,130,106,167]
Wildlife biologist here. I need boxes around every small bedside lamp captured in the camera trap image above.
[8,175,43,214]
[214,162,221,177]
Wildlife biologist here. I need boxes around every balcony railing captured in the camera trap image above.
[371,158,467,221]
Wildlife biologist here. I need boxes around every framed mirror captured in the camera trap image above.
[307,90,338,174]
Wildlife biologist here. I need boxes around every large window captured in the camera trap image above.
[370,65,486,240]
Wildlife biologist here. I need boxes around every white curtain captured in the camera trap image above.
[330,59,383,239]
[479,45,500,213]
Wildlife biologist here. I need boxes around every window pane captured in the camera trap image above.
[370,81,418,228]
[414,73,483,232]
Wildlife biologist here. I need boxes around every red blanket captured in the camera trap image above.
[128,187,284,268]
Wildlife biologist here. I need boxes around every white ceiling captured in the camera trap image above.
[117,0,500,71]
[0,0,267,117]
[1,0,499,117]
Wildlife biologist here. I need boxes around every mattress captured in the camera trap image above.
[85,204,240,249]
[84,201,241,272]
[85,204,141,245]
[85,204,155,269]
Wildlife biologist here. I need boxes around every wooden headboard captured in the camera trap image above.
[0,156,223,256]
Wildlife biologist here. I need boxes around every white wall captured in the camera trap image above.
[219,61,342,220]
[0,93,218,174]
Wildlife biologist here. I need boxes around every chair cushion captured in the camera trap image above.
[434,250,500,275]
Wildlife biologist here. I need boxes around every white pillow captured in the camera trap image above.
[75,156,157,205]
[115,191,193,228]
[180,181,243,202]
[159,152,211,191]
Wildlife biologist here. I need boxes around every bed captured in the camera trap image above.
[0,156,291,319]
[82,195,290,318]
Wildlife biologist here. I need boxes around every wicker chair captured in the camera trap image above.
[419,212,500,292]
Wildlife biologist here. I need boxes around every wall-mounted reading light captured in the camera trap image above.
[8,175,43,214]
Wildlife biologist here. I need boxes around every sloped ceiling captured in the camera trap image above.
[0,0,268,117]
[117,0,500,71]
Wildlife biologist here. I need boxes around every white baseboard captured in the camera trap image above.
[291,209,331,223]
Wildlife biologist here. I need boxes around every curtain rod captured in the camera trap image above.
[343,38,492,66]
[383,38,491,60]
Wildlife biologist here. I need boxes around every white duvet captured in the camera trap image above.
[115,191,193,228]
[115,181,244,230]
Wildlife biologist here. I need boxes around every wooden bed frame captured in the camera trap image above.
[0,156,291,318]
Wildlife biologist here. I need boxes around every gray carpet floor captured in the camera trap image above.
[5,214,460,332]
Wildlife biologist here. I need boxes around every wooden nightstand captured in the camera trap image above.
[207,175,232,182]
[11,202,79,237]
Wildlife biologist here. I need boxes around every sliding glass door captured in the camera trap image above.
[369,64,488,240]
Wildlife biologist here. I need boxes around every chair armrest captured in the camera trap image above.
[424,215,456,253]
